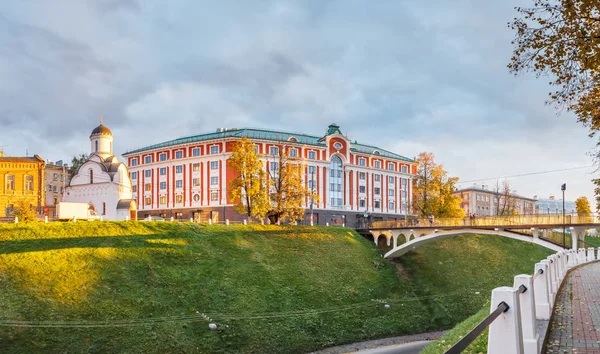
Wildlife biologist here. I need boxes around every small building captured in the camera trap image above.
[64,121,137,220]
[453,185,536,216]
[535,196,577,215]
[0,151,45,218]
[45,161,68,218]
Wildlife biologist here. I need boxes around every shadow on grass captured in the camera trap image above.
[0,234,187,255]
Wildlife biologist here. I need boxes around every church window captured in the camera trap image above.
[5,175,14,190]
[175,151,183,159]
[89,169,94,184]
[159,153,167,161]
[24,175,33,191]
[176,195,183,203]
[176,180,183,188]
[176,165,183,174]
[102,202,106,215]
[95,141,98,152]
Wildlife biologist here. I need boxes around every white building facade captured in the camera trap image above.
[64,123,137,220]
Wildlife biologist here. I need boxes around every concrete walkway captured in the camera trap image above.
[310,331,445,354]
[545,262,600,353]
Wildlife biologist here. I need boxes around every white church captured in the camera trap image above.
[65,121,137,220]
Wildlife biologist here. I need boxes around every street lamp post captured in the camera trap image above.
[561,183,566,247]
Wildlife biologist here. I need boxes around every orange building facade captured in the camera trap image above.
[123,124,416,226]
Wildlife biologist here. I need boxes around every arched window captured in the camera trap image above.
[24,175,33,191]
[5,175,15,190]
[95,140,98,152]
[329,156,343,208]
[89,169,94,184]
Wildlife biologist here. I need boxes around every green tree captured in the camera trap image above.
[13,199,38,222]
[228,138,270,221]
[575,196,592,216]
[68,153,89,182]
[266,146,317,224]
[414,152,465,218]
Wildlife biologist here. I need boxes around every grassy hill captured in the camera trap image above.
[0,222,553,353]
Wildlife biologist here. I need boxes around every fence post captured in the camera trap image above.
[555,253,564,281]
[514,275,538,354]
[488,287,524,354]
[226,219,229,226]
[170,217,174,222]
[44,215,48,223]
[546,256,558,300]
[534,262,551,320]
[587,247,595,262]
[541,259,554,305]
[14,216,18,224]
[208,218,212,225]
[567,249,576,268]
[243,219,247,225]
[579,248,586,263]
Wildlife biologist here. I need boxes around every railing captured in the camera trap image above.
[442,246,599,353]
[370,213,599,229]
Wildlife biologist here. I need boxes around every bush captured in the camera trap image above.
[12,199,38,222]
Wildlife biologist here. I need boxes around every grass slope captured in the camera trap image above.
[0,222,553,353]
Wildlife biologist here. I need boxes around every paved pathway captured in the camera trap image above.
[545,262,600,354]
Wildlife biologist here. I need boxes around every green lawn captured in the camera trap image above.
[0,222,553,353]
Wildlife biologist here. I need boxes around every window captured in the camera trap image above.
[308,180,314,189]
[308,151,316,159]
[388,162,395,171]
[374,161,381,169]
[359,158,366,166]
[330,183,341,192]
[211,191,218,201]
[374,174,381,182]
[48,184,52,191]
[159,153,167,161]
[402,165,408,173]
[176,212,183,219]
[53,173,58,180]
[160,168,167,176]
[389,202,395,210]
[193,163,200,172]
[374,200,381,209]
[160,196,166,205]
[131,158,138,166]
[25,175,33,191]
[210,145,219,154]
[211,177,218,185]
[145,170,151,178]
[145,184,152,191]
[159,182,166,190]
[359,172,366,180]
[333,142,343,150]
[308,166,316,174]
[374,187,381,195]
[60,175,64,182]
[95,140,98,152]
[176,180,183,188]
[270,146,279,156]
[176,165,183,174]
[131,172,137,179]
[359,186,366,193]
[89,169,93,184]
[211,161,219,170]
[132,185,137,193]
[144,156,152,164]
[402,190,407,198]
[192,148,200,156]
[53,185,57,192]
[176,195,183,203]
[175,151,183,159]
[389,189,394,196]
[145,197,151,205]
[486,196,489,202]
[330,168,342,178]
[329,156,344,207]
[290,148,298,157]
[389,176,394,184]
[359,199,366,208]
[402,178,407,186]
[193,194,200,202]
[193,178,201,187]
[270,162,279,171]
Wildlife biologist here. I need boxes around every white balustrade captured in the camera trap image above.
[488,287,524,354]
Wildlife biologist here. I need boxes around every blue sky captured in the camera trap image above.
[0,0,596,207]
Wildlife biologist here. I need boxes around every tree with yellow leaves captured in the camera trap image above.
[414,152,465,218]
[575,196,592,216]
[266,146,317,224]
[228,138,270,221]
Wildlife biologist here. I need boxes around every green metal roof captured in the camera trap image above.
[124,128,414,162]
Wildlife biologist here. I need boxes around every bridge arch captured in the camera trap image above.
[383,228,564,259]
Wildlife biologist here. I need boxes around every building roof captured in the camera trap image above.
[123,127,414,162]
[90,124,112,137]
[455,186,537,201]
[0,155,44,164]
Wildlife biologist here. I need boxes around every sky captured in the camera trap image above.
[0,0,597,208]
